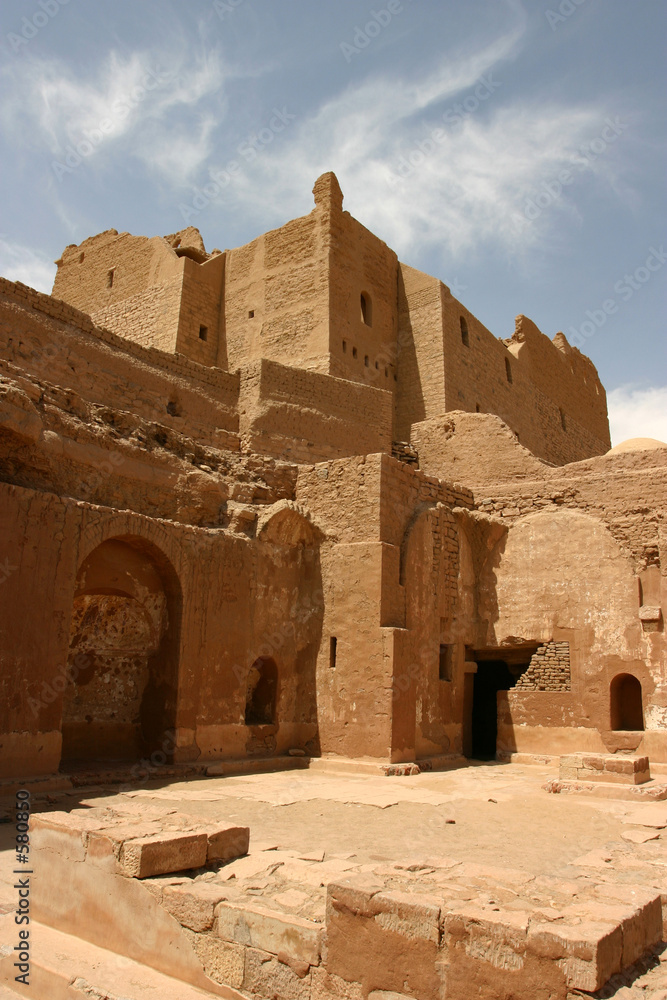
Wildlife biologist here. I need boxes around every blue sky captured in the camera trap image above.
[0,0,665,445]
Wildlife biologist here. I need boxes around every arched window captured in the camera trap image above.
[460,316,469,346]
[245,657,278,725]
[610,673,644,731]
[360,291,372,327]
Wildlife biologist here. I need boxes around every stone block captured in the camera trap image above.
[215,901,322,966]
[119,831,208,878]
[242,946,313,999]
[162,882,230,931]
[183,928,244,988]
[527,920,622,991]
[205,822,249,862]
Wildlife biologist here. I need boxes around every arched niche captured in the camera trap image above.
[245,657,278,725]
[61,536,182,764]
[610,673,644,732]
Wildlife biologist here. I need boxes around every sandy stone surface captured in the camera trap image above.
[2,762,665,997]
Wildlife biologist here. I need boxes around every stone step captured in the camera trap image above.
[0,917,242,1000]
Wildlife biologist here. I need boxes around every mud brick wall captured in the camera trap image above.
[91,282,183,354]
[239,358,393,464]
[224,211,329,375]
[0,278,240,449]
[474,447,667,572]
[515,641,571,691]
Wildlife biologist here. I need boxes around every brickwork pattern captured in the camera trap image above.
[514,640,571,691]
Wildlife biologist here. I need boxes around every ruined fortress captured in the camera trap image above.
[0,172,665,999]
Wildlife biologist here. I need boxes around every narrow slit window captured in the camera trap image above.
[460,316,469,346]
[364,355,369,367]
[342,340,347,353]
[329,637,337,669]
[559,407,567,431]
[360,291,372,327]
[505,357,513,383]
[352,346,358,359]
[107,268,115,289]
[199,325,208,341]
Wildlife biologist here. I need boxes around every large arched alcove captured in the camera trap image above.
[610,673,644,732]
[250,503,324,756]
[60,536,182,765]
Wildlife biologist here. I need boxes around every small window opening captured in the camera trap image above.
[78,252,84,263]
[248,310,255,318]
[245,657,278,725]
[352,346,358,359]
[394,374,398,381]
[364,355,369,367]
[342,340,347,353]
[199,325,208,341]
[460,316,469,346]
[559,407,567,431]
[375,360,379,369]
[329,637,337,669]
[505,357,513,383]
[107,268,115,289]
[439,644,453,681]
[384,367,388,377]
[475,403,481,412]
[360,291,372,327]
[610,673,644,731]
[166,400,181,417]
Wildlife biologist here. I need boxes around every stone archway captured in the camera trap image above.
[61,536,181,764]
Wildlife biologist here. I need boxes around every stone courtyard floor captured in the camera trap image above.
[1,760,666,998]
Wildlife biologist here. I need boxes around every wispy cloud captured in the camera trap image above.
[184,11,632,265]
[0,47,228,185]
[607,384,667,447]
[0,236,55,292]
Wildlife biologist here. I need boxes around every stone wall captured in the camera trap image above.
[514,641,571,691]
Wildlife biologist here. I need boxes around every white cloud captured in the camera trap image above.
[190,15,630,265]
[0,48,228,184]
[607,385,667,447]
[0,236,55,292]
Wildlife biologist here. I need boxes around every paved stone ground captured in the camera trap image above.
[1,761,666,997]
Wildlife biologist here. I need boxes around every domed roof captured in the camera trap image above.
[608,437,667,454]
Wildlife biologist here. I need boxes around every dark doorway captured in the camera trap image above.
[471,661,515,759]
[465,645,537,760]
[610,673,644,731]
[246,657,278,725]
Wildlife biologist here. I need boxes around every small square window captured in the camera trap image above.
[199,325,208,341]
[248,310,255,318]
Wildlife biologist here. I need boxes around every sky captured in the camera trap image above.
[0,0,665,445]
